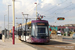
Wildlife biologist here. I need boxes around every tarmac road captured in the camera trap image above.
[22,40,75,50]
[63,37,75,43]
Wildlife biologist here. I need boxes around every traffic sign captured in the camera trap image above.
[57,17,65,20]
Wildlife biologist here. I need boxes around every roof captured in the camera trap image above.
[15,20,48,28]
[22,21,31,26]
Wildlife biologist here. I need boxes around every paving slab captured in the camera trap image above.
[0,38,37,50]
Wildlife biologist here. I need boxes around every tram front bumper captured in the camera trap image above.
[31,37,50,43]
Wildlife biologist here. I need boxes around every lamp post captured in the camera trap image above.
[35,2,37,19]
[12,0,15,45]
[8,5,11,39]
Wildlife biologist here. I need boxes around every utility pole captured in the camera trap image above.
[21,12,24,40]
[12,0,15,45]
[4,15,5,33]
[8,5,11,39]
[35,2,37,19]
[3,15,6,42]
[22,12,24,24]
[23,14,29,42]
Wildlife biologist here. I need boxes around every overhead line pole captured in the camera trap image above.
[3,15,6,42]
[23,14,29,42]
[8,5,11,39]
[22,12,24,25]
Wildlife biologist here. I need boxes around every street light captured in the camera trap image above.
[12,0,15,45]
[8,5,11,39]
[35,2,37,19]
[12,0,21,44]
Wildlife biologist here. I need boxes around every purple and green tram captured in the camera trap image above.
[15,20,50,43]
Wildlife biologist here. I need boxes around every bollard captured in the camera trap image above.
[2,35,5,42]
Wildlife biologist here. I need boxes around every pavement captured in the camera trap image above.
[0,38,37,50]
[0,36,74,50]
[63,36,72,38]
[51,35,75,44]
[50,38,75,44]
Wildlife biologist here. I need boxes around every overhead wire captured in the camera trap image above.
[41,0,74,25]
[42,0,68,14]
[26,0,67,16]
[40,0,69,20]
[43,13,57,20]
[27,6,35,13]
[50,2,73,14]
[61,6,75,14]
[58,0,68,5]
[21,1,36,14]
[44,1,73,21]
[26,0,41,14]
[27,0,68,18]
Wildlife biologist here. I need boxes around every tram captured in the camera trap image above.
[15,19,50,43]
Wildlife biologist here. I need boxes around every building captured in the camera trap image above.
[58,26,75,33]
[63,24,75,27]
[49,24,75,34]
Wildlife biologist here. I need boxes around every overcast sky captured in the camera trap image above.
[0,0,75,30]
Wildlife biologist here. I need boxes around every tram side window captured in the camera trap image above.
[26,26,31,36]
[31,25,35,36]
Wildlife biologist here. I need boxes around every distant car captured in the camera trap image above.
[72,33,75,39]
[57,31,62,36]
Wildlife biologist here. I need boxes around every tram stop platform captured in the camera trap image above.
[0,38,37,50]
